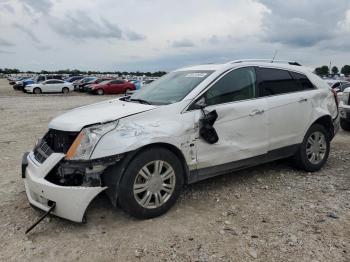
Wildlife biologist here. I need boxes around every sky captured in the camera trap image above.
[0,0,350,72]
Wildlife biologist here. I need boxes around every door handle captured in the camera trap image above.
[298,98,308,103]
[249,109,265,116]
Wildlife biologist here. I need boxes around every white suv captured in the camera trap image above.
[22,60,339,222]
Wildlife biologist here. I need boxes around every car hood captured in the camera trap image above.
[48,98,157,131]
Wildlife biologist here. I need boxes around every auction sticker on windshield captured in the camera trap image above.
[185,73,208,78]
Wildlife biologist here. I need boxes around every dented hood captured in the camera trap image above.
[49,98,157,131]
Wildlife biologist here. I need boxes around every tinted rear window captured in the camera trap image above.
[257,68,300,97]
[289,72,314,90]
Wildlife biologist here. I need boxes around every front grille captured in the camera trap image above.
[33,139,53,163]
[44,129,79,154]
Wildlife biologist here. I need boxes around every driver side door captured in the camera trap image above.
[194,67,269,174]
[43,80,56,93]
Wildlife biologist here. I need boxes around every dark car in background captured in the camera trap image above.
[82,77,115,92]
[75,77,97,91]
[65,76,85,83]
[88,79,135,95]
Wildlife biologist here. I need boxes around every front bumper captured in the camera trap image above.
[22,151,106,222]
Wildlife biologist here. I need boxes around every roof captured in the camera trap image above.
[176,60,311,75]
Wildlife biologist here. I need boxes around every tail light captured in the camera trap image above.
[331,89,339,109]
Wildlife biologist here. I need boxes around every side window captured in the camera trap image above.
[110,80,118,84]
[116,80,124,84]
[332,82,340,89]
[205,67,256,106]
[45,80,55,84]
[257,68,300,97]
[289,72,315,90]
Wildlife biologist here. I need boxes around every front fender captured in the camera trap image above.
[90,110,199,169]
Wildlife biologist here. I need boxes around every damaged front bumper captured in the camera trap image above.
[22,151,121,223]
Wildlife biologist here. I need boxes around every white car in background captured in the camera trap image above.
[25,80,74,94]
[327,79,350,97]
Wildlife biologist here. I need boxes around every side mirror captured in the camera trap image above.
[192,96,207,110]
[334,87,340,93]
[199,110,219,144]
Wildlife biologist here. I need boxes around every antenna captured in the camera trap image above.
[272,50,278,63]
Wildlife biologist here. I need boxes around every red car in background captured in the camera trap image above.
[82,77,115,92]
[88,79,136,95]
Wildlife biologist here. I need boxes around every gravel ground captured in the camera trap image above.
[0,79,349,262]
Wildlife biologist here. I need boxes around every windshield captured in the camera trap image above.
[130,70,213,105]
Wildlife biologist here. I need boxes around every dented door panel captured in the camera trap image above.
[195,98,269,169]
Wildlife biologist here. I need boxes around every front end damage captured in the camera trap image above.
[22,136,123,223]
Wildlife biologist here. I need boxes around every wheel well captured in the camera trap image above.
[312,115,334,138]
[129,143,190,184]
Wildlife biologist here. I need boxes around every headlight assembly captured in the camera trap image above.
[66,121,118,160]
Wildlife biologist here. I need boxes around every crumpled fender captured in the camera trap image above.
[91,103,200,170]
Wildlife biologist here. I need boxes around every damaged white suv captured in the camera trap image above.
[22,60,339,223]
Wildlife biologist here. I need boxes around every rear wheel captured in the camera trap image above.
[33,87,42,94]
[340,118,350,131]
[97,88,104,95]
[62,87,69,94]
[293,124,330,172]
[117,148,184,219]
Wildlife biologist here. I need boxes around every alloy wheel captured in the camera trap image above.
[306,131,327,165]
[133,160,176,209]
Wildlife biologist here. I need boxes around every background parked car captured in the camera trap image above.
[15,75,63,91]
[9,76,28,86]
[340,87,350,131]
[88,79,135,95]
[327,80,350,97]
[82,77,115,92]
[25,80,73,94]
[75,77,97,92]
[65,76,85,83]
[13,77,32,90]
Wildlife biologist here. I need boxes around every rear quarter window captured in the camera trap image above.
[257,67,300,97]
[289,72,315,90]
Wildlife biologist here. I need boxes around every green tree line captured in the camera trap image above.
[315,65,350,76]
[0,68,167,77]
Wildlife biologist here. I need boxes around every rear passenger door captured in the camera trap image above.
[256,67,315,151]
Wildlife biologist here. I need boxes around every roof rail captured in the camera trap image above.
[226,59,302,66]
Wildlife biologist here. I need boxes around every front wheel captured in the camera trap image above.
[33,87,42,94]
[340,118,350,131]
[118,148,184,219]
[96,88,104,95]
[293,124,330,172]
[62,87,69,94]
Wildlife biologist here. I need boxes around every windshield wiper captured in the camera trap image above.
[129,98,152,105]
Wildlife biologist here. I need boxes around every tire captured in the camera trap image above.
[97,89,104,95]
[33,87,42,94]
[117,147,184,219]
[340,118,350,131]
[293,124,330,172]
[62,87,69,94]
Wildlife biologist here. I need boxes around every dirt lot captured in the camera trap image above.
[0,78,349,261]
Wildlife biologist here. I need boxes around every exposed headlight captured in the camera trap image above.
[66,121,118,160]
[341,92,349,105]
